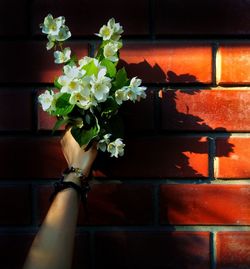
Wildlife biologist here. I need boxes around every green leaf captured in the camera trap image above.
[67,54,78,66]
[54,78,62,89]
[113,67,129,89]
[101,59,116,78]
[51,93,74,116]
[82,60,99,77]
[71,117,100,147]
[52,117,69,133]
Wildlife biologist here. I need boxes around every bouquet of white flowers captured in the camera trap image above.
[38,14,147,157]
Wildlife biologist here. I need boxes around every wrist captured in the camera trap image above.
[63,173,82,187]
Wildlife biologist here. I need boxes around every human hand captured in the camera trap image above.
[60,128,98,177]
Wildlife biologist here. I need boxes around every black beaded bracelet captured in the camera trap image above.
[49,168,91,203]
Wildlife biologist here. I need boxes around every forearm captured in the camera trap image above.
[23,180,80,269]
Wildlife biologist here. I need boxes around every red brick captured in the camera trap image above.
[94,136,209,178]
[217,232,250,269]
[32,0,149,36]
[0,0,28,36]
[119,43,212,84]
[38,184,153,226]
[161,89,250,131]
[0,137,66,179]
[0,185,31,225]
[0,234,34,269]
[160,184,250,225]
[218,45,250,84]
[0,89,32,131]
[155,0,250,36]
[216,137,250,178]
[94,232,210,269]
[0,41,89,83]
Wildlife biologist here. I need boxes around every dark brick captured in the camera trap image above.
[0,89,33,131]
[38,184,154,226]
[155,0,250,36]
[32,0,149,36]
[0,233,34,269]
[94,232,210,269]
[0,0,28,36]
[94,136,209,178]
[0,185,31,225]
[0,137,66,179]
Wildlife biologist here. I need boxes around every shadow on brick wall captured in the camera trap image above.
[93,59,234,179]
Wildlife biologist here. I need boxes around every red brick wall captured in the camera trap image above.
[1,1,250,268]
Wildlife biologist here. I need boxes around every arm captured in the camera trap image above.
[23,129,97,269]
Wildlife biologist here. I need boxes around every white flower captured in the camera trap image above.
[103,41,122,62]
[126,77,147,102]
[98,133,112,152]
[55,25,71,41]
[38,90,54,111]
[41,14,71,50]
[54,47,71,64]
[46,35,55,50]
[79,56,97,68]
[107,18,123,41]
[58,65,85,93]
[69,90,92,109]
[115,88,127,105]
[107,138,125,158]
[90,69,111,102]
[78,56,103,74]
[97,24,113,40]
[96,18,123,41]
[41,14,65,36]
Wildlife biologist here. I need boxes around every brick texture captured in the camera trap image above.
[94,232,210,269]
[161,89,250,131]
[160,184,250,225]
[0,0,28,36]
[2,2,250,269]
[94,136,209,178]
[0,137,66,179]
[119,43,212,84]
[0,89,33,131]
[217,232,250,269]
[0,234,34,269]
[155,0,250,36]
[218,44,250,85]
[216,137,250,178]
[0,42,89,83]
[0,185,31,225]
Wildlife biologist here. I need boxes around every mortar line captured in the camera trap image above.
[210,232,217,269]
[30,183,38,226]
[1,178,250,185]
[89,231,96,269]
[2,225,250,233]
[208,136,215,180]
[212,43,218,87]
[153,184,160,226]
